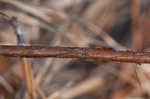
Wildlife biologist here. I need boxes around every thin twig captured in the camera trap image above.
[23,58,34,99]
[23,58,47,99]
[0,45,150,63]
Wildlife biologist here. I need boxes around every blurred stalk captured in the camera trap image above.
[131,0,142,50]
[23,58,34,99]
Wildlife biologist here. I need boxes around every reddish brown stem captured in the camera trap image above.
[23,58,34,99]
[0,45,150,63]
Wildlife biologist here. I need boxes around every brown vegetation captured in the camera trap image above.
[0,0,150,99]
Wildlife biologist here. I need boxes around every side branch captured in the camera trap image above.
[0,45,150,63]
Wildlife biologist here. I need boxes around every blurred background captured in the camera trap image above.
[0,0,150,99]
